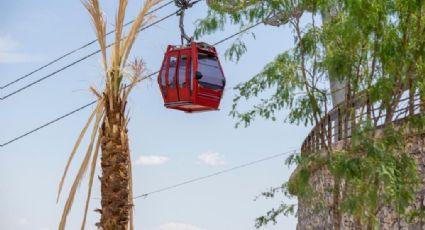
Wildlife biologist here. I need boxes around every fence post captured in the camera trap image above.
[338,107,342,141]
[327,114,332,147]
[409,79,415,116]
[315,127,320,152]
[321,119,326,150]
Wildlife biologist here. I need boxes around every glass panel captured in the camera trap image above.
[160,59,166,87]
[178,55,187,88]
[197,53,224,90]
[168,56,177,88]
[188,57,192,92]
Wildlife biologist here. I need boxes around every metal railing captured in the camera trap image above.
[301,89,425,154]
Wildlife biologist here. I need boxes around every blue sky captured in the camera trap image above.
[0,1,311,229]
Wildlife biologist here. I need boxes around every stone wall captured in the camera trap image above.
[295,132,425,230]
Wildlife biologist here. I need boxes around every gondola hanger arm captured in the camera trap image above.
[174,0,200,45]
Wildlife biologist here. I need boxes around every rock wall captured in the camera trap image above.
[296,132,425,230]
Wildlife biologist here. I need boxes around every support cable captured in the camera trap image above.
[0,101,96,148]
[0,72,157,147]
[0,0,174,90]
[1,15,264,148]
[133,149,298,199]
[0,10,179,101]
[174,0,202,45]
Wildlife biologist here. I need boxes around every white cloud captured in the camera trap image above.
[0,35,33,63]
[135,155,169,166]
[0,36,18,51]
[158,223,207,230]
[197,151,226,166]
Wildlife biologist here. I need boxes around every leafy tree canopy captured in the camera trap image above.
[196,0,425,228]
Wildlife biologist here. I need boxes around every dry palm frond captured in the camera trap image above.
[90,86,102,99]
[82,0,108,70]
[57,104,99,202]
[130,57,146,79]
[59,0,161,229]
[81,132,102,230]
[121,0,160,66]
[58,103,104,230]
[122,58,146,104]
[113,0,128,68]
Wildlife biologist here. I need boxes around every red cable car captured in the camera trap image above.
[157,42,225,112]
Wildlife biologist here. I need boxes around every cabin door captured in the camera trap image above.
[177,50,192,102]
[166,54,179,102]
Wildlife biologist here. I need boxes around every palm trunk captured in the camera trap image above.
[99,96,131,230]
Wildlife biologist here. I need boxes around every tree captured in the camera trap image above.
[56,0,160,229]
[196,0,425,228]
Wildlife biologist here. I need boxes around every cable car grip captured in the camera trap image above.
[174,0,200,45]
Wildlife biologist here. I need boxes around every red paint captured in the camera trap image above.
[158,42,226,112]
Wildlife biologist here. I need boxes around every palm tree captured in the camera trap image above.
[56,0,160,229]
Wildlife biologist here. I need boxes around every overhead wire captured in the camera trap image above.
[133,149,298,199]
[0,0,174,90]
[0,73,157,148]
[0,101,97,148]
[0,3,182,101]
[212,21,262,46]
[2,4,346,102]
[1,9,264,148]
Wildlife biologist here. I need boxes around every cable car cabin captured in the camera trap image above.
[158,42,225,112]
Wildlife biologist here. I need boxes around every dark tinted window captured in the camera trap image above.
[197,53,224,90]
[168,56,177,88]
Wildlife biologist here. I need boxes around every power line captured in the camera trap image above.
[133,149,298,199]
[0,101,96,147]
[0,6,183,101]
[0,72,158,148]
[212,21,262,46]
[0,21,264,148]
[0,0,174,90]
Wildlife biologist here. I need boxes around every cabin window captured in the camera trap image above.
[168,56,177,88]
[160,60,166,87]
[178,55,187,88]
[188,57,193,92]
[197,53,224,90]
